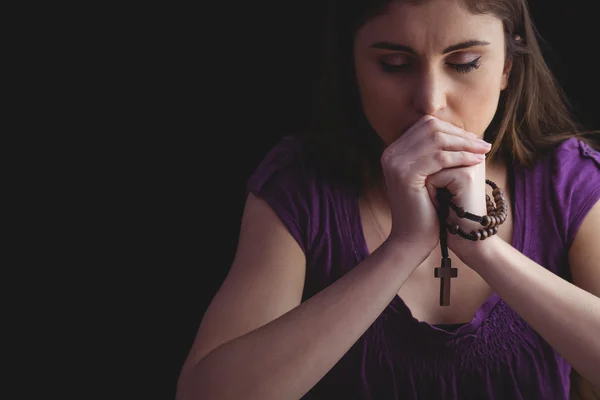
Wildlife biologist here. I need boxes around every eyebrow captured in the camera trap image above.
[370,40,491,54]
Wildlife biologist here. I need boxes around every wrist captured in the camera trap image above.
[455,234,503,272]
[381,235,433,267]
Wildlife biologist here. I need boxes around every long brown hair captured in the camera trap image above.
[304,0,599,189]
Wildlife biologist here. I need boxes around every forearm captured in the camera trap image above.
[468,237,600,387]
[177,240,427,400]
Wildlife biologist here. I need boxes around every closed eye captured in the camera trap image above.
[448,56,481,74]
[380,56,482,74]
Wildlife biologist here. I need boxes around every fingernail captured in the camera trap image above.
[478,140,492,147]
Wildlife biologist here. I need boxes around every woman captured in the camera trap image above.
[177,0,600,398]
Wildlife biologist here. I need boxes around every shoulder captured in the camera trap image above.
[246,134,321,204]
[245,135,322,254]
[546,137,600,205]
[551,136,600,171]
[538,136,600,248]
[526,136,600,188]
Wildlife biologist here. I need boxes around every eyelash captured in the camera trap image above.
[380,57,482,74]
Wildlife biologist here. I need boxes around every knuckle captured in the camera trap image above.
[434,150,447,164]
[457,166,477,182]
[467,170,478,182]
[430,130,444,145]
[381,150,395,167]
[389,157,404,171]
[380,152,389,165]
[424,117,439,130]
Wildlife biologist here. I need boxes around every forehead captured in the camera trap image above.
[356,0,505,52]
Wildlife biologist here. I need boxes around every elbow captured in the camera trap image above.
[176,361,213,400]
[175,369,195,400]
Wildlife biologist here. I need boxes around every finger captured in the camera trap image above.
[426,168,460,197]
[415,129,492,156]
[388,116,486,156]
[412,150,485,178]
[426,182,441,209]
[384,115,435,154]
[421,116,479,140]
[426,165,488,216]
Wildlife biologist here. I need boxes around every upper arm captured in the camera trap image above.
[569,199,600,297]
[180,192,307,372]
[569,200,600,400]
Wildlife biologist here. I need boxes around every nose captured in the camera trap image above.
[412,69,447,116]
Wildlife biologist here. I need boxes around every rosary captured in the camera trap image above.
[434,179,508,306]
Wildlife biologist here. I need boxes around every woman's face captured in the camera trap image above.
[353,0,512,145]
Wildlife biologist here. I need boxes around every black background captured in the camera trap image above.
[92,1,599,398]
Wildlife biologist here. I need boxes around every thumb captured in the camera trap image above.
[427,164,488,218]
[426,169,460,206]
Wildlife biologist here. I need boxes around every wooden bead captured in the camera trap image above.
[439,182,508,244]
[481,215,490,227]
[480,229,488,240]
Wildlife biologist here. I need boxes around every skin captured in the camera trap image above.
[354,0,512,146]
[355,0,600,388]
[176,1,600,398]
[353,0,514,323]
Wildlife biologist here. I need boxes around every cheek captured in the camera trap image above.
[356,64,409,144]
[455,79,502,135]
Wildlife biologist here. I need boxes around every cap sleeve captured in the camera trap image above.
[246,136,314,254]
[551,137,600,249]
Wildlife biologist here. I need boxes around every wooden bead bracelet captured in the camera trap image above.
[444,179,507,241]
[434,179,508,306]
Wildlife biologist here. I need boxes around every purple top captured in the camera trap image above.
[247,135,600,399]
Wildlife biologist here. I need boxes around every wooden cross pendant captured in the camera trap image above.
[434,257,458,306]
